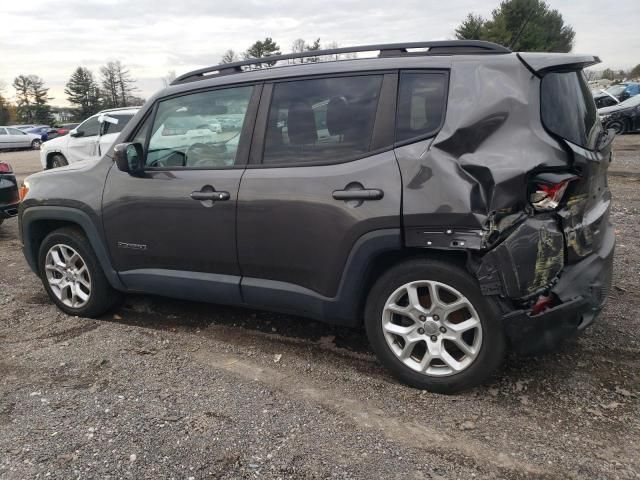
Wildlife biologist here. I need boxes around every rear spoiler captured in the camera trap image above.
[517,52,601,76]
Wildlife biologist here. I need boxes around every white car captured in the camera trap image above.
[0,126,43,150]
[40,107,139,169]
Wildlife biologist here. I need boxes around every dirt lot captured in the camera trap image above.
[1,137,639,479]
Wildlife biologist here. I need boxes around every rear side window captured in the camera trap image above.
[396,72,447,144]
[541,71,601,150]
[101,114,134,135]
[263,75,383,165]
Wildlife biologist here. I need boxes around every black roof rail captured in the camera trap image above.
[171,40,510,85]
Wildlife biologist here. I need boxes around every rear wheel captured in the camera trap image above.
[365,258,505,394]
[38,227,120,317]
[31,139,42,150]
[50,154,68,168]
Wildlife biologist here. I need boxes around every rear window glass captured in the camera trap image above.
[541,71,601,150]
[396,72,447,143]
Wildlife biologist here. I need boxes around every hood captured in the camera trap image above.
[42,134,68,150]
[598,104,627,116]
[26,158,95,183]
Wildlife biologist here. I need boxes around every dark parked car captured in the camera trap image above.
[18,41,614,393]
[25,126,52,142]
[0,161,20,227]
[599,94,640,134]
[593,82,640,108]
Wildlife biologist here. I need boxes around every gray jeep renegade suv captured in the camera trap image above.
[19,41,614,393]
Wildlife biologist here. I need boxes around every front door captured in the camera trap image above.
[237,74,401,303]
[102,84,261,303]
[67,115,101,162]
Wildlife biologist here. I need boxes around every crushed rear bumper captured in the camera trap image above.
[502,224,614,354]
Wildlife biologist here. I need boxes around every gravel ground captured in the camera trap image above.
[0,138,639,479]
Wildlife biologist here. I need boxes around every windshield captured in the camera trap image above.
[541,71,602,150]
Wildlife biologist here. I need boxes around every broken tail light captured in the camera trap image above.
[529,172,578,212]
[0,162,12,173]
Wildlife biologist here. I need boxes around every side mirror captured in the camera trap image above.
[114,143,145,174]
[69,129,83,138]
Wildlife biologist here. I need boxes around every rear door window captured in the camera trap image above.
[541,71,602,150]
[262,75,383,165]
[396,72,448,144]
[101,114,134,135]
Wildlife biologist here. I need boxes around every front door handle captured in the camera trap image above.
[332,188,384,201]
[190,189,230,201]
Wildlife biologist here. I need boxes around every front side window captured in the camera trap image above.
[263,75,383,165]
[396,72,448,144]
[101,114,135,135]
[76,116,100,137]
[145,86,253,168]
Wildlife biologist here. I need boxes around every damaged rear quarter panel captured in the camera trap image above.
[396,54,571,298]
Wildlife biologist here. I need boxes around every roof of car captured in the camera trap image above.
[155,41,599,103]
[98,107,141,115]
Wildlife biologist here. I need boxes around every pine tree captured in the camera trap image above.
[65,67,101,121]
[243,38,281,68]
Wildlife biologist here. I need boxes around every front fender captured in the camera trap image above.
[20,206,125,290]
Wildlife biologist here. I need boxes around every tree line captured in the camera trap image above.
[0,61,142,125]
[218,37,357,68]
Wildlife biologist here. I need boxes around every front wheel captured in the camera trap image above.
[365,258,505,394]
[607,120,626,135]
[38,227,120,317]
[31,139,42,150]
[50,154,68,168]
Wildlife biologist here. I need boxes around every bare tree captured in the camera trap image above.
[220,49,239,64]
[161,70,176,88]
[101,61,137,108]
[291,39,306,63]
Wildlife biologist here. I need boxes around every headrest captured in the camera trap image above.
[287,101,317,145]
[326,96,350,136]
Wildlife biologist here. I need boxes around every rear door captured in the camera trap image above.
[98,113,135,157]
[0,128,9,149]
[236,73,401,305]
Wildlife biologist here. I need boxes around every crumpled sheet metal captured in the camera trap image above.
[396,55,571,232]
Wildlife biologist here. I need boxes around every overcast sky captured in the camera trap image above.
[1,0,638,107]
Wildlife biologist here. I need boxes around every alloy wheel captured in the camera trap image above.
[44,244,92,309]
[382,280,483,377]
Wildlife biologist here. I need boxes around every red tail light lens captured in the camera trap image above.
[0,162,12,173]
[529,176,577,211]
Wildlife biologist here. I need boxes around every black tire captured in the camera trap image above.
[50,154,68,168]
[31,139,42,150]
[38,227,121,317]
[607,120,626,135]
[365,258,506,394]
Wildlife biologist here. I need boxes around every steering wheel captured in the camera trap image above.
[185,142,218,167]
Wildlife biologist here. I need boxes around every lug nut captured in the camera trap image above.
[419,315,426,321]
[430,335,438,342]
[439,326,447,333]
[433,314,440,321]
[417,328,425,335]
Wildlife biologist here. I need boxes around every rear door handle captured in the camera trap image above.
[332,188,384,201]
[190,190,230,201]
